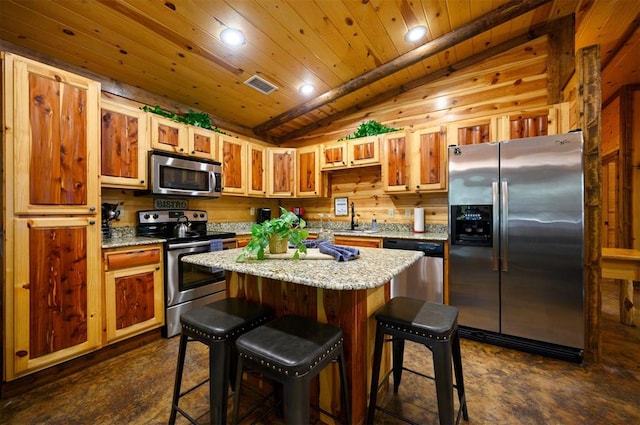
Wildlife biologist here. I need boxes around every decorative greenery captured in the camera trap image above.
[236,207,309,262]
[141,105,230,135]
[338,120,402,141]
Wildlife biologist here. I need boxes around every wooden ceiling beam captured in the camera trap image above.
[253,0,553,137]
[277,17,565,144]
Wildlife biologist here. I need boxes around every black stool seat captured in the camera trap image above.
[374,296,459,340]
[232,315,351,425]
[169,298,273,425]
[367,297,469,425]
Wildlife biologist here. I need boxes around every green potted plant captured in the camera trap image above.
[236,207,309,261]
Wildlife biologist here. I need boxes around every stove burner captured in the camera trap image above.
[136,209,235,241]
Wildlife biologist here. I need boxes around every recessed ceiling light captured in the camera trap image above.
[405,25,427,42]
[299,83,315,95]
[220,28,245,46]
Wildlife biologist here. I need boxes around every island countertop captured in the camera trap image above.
[183,247,423,290]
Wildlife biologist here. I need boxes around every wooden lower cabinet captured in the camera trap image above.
[6,217,102,380]
[334,236,382,248]
[103,245,164,344]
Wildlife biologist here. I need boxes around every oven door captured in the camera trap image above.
[166,240,226,307]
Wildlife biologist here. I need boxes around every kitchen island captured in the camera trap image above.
[184,247,423,425]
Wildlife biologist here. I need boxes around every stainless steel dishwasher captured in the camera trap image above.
[383,239,444,304]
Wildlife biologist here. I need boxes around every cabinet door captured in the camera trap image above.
[349,136,380,166]
[296,145,321,197]
[321,141,348,169]
[149,114,188,154]
[267,148,295,197]
[8,217,101,380]
[411,127,447,192]
[381,131,410,193]
[104,245,164,343]
[500,106,560,140]
[218,135,247,195]
[247,143,266,197]
[188,126,218,159]
[447,117,497,146]
[9,53,100,215]
[333,236,382,248]
[100,98,148,189]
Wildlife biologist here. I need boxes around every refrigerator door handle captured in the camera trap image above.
[492,181,499,271]
[501,180,509,271]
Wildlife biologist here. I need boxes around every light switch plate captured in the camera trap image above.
[388,208,394,218]
[250,207,255,216]
[405,209,412,218]
[115,205,124,220]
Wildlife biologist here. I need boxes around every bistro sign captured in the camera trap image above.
[154,199,189,210]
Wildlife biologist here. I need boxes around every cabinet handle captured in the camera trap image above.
[180,148,184,151]
[191,150,195,154]
[89,206,96,212]
[416,185,420,189]
[156,267,160,271]
[89,220,96,225]
[140,180,145,184]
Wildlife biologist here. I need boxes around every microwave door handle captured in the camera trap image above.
[210,172,215,192]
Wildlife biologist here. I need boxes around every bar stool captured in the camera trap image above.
[169,298,273,425]
[232,315,351,425]
[367,297,469,425]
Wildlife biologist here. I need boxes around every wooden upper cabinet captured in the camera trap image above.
[349,136,380,166]
[10,216,101,379]
[321,137,380,170]
[188,126,218,159]
[7,53,100,215]
[149,114,188,154]
[247,142,266,197]
[321,141,348,169]
[500,106,562,139]
[218,135,246,195]
[411,127,447,192]
[296,145,321,197]
[381,131,410,193]
[267,147,295,197]
[100,98,148,189]
[447,117,498,147]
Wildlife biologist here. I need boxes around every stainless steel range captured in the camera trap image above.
[137,209,236,337]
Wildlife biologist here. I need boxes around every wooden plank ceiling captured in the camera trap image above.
[0,0,637,144]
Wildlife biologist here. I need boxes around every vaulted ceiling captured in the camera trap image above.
[0,0,638,144]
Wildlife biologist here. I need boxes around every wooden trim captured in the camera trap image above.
[578,45,603,363]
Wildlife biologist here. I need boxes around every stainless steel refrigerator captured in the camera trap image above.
[448,132,584,358]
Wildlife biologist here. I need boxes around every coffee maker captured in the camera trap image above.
[101,202,120,239]
[256,208,271,224]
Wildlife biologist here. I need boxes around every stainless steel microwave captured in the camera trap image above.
[148,151,222,198]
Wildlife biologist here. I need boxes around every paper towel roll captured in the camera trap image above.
[414,207,425,233]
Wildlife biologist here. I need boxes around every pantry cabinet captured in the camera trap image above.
[247,142,267,197]
[267,147,296,197]
[218,135,247,195]
[103,245,164,344]
[101,98,148,189]
[296,145,321,197]
[3,53,102,380]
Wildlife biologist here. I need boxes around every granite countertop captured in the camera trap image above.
[101,236,166,249]
[183,247,423,290]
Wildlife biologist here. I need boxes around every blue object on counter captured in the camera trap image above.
[210,239,223,252]
[319,243,360,262]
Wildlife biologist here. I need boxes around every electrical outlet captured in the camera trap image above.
[250,207,255,216]
[405,209,412,218]
[115,205,124,220]
[388,208,394,218]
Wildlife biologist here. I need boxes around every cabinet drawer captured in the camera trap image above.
[106,248,161,269]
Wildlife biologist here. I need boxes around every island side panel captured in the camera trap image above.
[226,271,390,425]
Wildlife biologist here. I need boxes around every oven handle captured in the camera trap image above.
[168,240,212,250]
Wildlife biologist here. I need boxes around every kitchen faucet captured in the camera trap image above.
[350,202,358,230]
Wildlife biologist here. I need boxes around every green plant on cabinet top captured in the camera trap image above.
[338,120,402,141]
[142,105,230,135]
[236,207,309,261]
